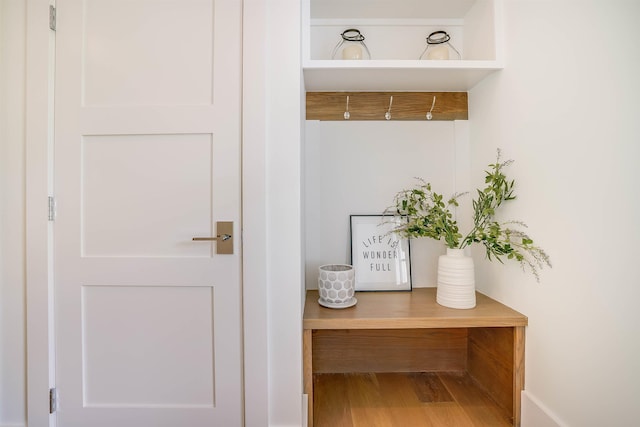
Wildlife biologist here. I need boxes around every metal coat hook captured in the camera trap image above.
[344,96,350,120]
[385,96,393,120]
[426,96,436,120]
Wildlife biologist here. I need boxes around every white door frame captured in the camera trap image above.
[25,0,269,425]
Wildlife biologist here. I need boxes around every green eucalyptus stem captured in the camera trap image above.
[384,178,464,249]
[385,149,552,282]
[460,151,515,249]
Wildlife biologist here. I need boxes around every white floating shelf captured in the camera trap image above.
[303,60,503,91]
[303,0,504,91]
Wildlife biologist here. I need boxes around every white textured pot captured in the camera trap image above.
[317,264,357,309]
[436,248,476,309]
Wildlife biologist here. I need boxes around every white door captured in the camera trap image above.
[53,1,243,426]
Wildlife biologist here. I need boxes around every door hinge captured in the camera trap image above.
[48,196,56,221]
[49,388,57,414]
[49,5,56,31]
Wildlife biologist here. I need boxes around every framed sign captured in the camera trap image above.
[350,215,411,291]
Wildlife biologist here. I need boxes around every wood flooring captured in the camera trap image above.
[313,372,513,427]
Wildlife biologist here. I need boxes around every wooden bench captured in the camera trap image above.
[303,288,527,427]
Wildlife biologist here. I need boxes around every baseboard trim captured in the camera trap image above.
[521,390,568,427]
[302,393,308,426]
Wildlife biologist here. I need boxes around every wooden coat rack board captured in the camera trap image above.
[306,92,468,121]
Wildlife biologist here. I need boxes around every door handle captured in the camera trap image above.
[192,234,231,241]
[192,221,233,254]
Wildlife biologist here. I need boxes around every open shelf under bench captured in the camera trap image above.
[303,288,528,427]
[314,372,513,427]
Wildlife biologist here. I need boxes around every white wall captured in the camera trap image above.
[0,0,27,425]
[304,120,471,289]
[265,0,303,425]
[469,1,640,426]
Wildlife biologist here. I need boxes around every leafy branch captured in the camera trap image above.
[383,179,465,249]
[384,149,551,281]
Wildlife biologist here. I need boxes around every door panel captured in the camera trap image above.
[82,0,214,106]
[54,0,242,426]
[81,134,213,257]
[81,285,215,407]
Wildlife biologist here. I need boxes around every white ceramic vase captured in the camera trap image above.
[436,248,476,309]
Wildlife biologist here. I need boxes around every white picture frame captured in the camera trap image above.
[349,215,412,291]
